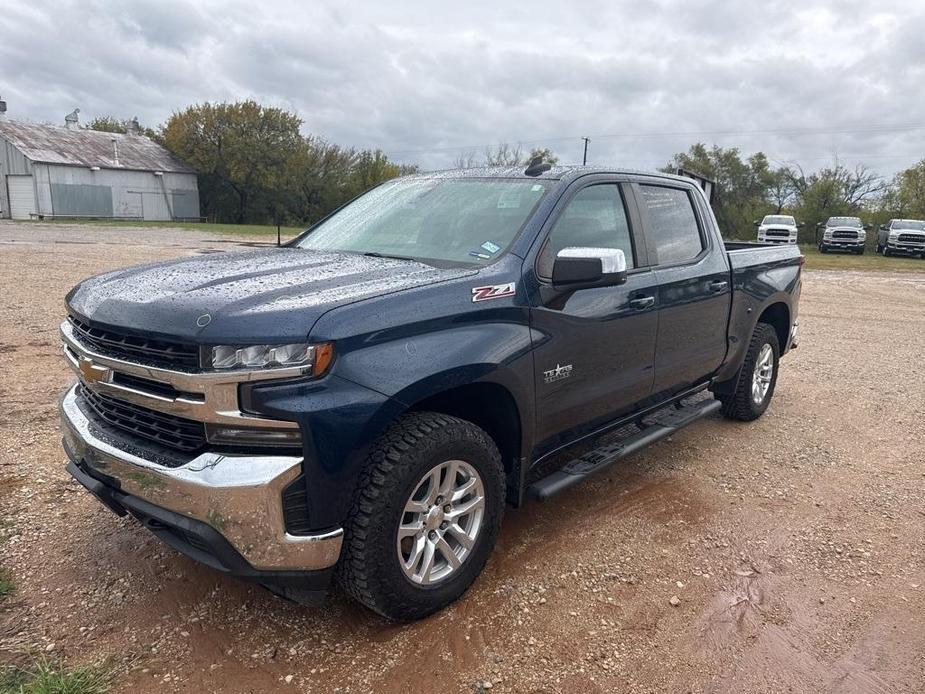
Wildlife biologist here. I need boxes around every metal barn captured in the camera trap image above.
[0,110,199,221]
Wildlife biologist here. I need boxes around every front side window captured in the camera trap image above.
[297,177,550,266]
[536,184,634,278]
[639,185,704,264]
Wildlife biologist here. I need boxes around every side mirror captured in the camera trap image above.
[880,225,887,230]
[816,222,823,228]
[797,222,805,228]
[863,224,872,231]
[552,247,627,288]
[753,220,760,226]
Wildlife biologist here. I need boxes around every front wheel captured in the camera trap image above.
[883,247,891,257]
[818,244,827,253]
[717,322,780,422]
[338,412,505,620]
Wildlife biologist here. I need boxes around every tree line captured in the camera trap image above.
[664,143,925,241]
[89,104,925,237]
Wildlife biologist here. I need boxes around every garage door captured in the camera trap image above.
[8,175,36,219]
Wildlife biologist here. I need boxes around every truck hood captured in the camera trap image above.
[67,248,476,343]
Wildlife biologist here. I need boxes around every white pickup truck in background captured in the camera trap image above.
[755,215,801,245]
[818,216,868,255]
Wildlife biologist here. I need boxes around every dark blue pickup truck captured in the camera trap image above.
[60,166,801,620]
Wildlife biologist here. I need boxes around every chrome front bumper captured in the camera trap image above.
[61,384,343,572]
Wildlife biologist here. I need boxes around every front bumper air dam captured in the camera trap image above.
[60,384,343,585]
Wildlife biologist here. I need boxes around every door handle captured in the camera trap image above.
[709,280,729,292]
[628,295,655,310]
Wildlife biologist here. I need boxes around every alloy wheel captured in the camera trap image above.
[397,460,485,585]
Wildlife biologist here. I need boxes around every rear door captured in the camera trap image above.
[631,181,731,397]
[528,178,659,453]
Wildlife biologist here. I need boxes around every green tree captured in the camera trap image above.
[880,159,925,219]
[87,115,159,140]
[785,161,885,236]
[162,101,304,222]
[665,144,777,238]
[525,147,559,165]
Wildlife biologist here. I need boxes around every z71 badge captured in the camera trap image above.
[471,282,515,302]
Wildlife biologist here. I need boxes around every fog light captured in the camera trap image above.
[205,424,303,447]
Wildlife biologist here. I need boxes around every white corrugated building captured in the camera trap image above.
[0,105,199,221]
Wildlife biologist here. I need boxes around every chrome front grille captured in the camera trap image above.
[78,384,207,453]
[897,233,925,244]
[67,314,200,370]
[832,230,858,239]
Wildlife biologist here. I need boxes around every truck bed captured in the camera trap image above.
[725,241,802,271]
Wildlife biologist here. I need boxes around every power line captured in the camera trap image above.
[385,122,925,158]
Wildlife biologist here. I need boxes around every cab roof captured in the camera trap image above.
[411,165,698,187]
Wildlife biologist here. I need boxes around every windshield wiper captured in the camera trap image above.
[362,251,419,262]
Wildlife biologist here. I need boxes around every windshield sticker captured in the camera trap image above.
[480,241,501,254]
[469,250,492,260]
[496,189,522,209]
[471,282,516,302]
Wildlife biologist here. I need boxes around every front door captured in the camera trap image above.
[529,181,659,455]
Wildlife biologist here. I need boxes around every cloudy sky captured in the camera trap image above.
[2,0,923,175]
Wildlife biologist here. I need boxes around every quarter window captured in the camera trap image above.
[639,185,704,264]
[537,184,634,278]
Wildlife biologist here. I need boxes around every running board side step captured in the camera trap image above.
[527,397,722,501]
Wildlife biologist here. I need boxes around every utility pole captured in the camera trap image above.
[581,137,590,165]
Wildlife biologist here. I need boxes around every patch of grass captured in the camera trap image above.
[0,567,13,600]
[0,659,111,694]
[799,244,925,272]
[24,218,306,239]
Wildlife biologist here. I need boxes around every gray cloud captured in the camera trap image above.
[1,0,923,175]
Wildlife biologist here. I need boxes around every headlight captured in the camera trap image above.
[210,342,334,376]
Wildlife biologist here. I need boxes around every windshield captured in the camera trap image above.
[827,217,862,227]
[296,177,551,266]
[763,215,794,225]
[894,220,925,231]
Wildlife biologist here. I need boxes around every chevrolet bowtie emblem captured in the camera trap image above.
[79,356,112,384]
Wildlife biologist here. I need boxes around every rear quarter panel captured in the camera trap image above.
[715,244,802,382]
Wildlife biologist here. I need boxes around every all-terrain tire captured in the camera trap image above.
[338,412,505,620]
[718,322,780,422]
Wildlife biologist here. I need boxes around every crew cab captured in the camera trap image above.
[818,216,869,254]
[60,166,802,620]
[755,214,801,244]
[877,219,925,257]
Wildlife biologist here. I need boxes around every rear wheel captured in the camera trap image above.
[338,412,505,620]
[717,322,780,422]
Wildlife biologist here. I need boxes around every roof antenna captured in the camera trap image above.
[524,155,552,177]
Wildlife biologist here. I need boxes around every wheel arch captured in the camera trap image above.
[757,301,790,353]
[405,381,526,505]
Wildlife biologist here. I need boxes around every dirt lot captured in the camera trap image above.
[1,221,923,693]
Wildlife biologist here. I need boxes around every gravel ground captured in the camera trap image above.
[1,221,924,693]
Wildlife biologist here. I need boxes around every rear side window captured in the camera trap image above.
[537,184,634,278]
[639,185,704,264]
